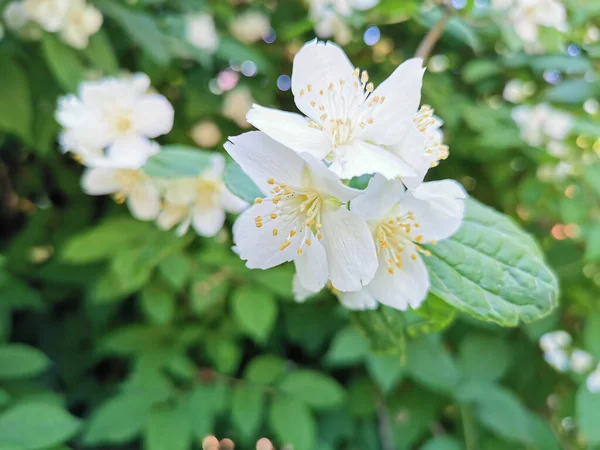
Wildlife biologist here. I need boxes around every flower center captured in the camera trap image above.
[253,177,324,255]
[374,211,431,275]
[112,169,145,203]
[300,68,385,147]
[195,179,221,208]
[414,105,449,168]
[115,115,133,134]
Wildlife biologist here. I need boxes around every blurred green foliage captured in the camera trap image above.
[0,0,599,449]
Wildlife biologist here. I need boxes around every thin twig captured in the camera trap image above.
[461,406,478,450]
[376,393,396,450]
[414,8,453,62]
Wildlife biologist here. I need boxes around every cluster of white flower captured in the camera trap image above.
[186,13,219,54]
[310,0,379,45]
[491,0,567,52]
[55,73,246,237]
[226,40,465,311]
[3,0,102,48]
[539,330,600,392]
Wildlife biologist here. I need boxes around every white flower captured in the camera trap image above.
[157,154,247,237]
[310,0,379,44]
[539,330,572,352]
[570,349,594,374]
[223,87,254,128]
[492,0,567,43]
[59,0,102,49]
[326,174,465,310]
[587,366,600,393]
[3,2,29,29]
[543,348,569,372]
[191,120,222,148]
[230,11,270,44]
[23,0,70,32]
[503,79,529,103]
[247,40,428,182]
[81,142,162,221]
[186,13,218,53]
[225,131,378,292]
[56,73,174,166]
[512,103,572,147]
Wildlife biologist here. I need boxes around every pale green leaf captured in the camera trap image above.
[576,385,600,445]
[142,146,214,178]
[243,355,287,385]
[0,344,50,380]
[144,406,192,450]
[231,385,264,440]
[223,160,263,204]
[231,286,277,343]
[278,370,345,409]
[0,58,31,141]
[269,397,316,450]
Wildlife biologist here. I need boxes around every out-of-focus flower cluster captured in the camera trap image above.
[3,0,102,48]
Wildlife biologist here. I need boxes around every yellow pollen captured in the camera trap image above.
[368,118,374,124]
[361,70,369,83]
[256,222,263,228]
[340,79,345,85]
[272,195,282,204]
[284,188,292,195]
[374,96,380,103]
[425,250,432,256]
[305,239,312,246]
[352,68,360,77]
[366,82,374,92]
[306,219,315,226]
[411,254,417,261]
[289,230,296,237]
[396,262,403,268]
[268,177,275,185]
[414,223,420,228]
[254,215,262,222]
[431,240,437,245]
[319,105,325,111]
[310,101,316,107]
[319,90,324,96]
[380,96,386,103]
[387,267,394,274]
[297,248,303,255]
[328,82,334,91]
[300,89,305,96]
[280,241,291,250]
[274,186,281,193]
[270,213,278,219]
[273,229,278,236]
[415,235,423,242]
[320,114,328,121]
[317,233,323,240]
[254,198,263,204]
[307,84,312,92]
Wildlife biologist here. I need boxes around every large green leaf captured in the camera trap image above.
[424,197,558,326]
[577,384,600,445]
[0,403,81,450]
[278,370,345,409]
[269,397,316,450]
[231,385,264,440]
[231,286,278,343]
[0,344,50,380]
[41,35,87,92]
[142,146,214,178]
[0,58,31,141]
[144,406,192,450]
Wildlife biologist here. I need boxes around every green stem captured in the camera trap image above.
[461,405,478,450]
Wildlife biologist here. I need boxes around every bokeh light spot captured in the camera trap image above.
[363,26,380,46]
[277,74,291,91]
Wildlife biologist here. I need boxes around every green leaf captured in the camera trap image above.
[0,403,81,450]
[231,384,264,440]
[456,381,531,443]
[0,344,50,380]
[243,355,287,385]
[158,253,192,289]
[41,35,87,92]
[352,306,407,355]
[142,146,214,178]
[325,326,369,367]
[530,55,593,73]
[269,397,316,450]
[584,163,600,197]
[223,159,263,204]
[231,286,278,343]
[186,382,229,442]
[278,370,345,410]
[406,335,462,393]
[144,406,192,450]
[100,1,170,65]
[424,197,558,326]
[83,394,152,445]
[421,436,464,450]
[462,60,500,84]
[140,281,175,325]
[365,353,404,393]
[584,313,600,359]
[585,225,600,261]
[83,29,119,74]
[576,385,600,445]
[545,79,600,104]
[458,333,512,382]
[0,58,31,142]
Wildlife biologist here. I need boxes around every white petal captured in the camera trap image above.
[221,188,248,213]
[232,202,299,269]
[302,154,360,203]
[176,216,193,237]
[388,123,429,190]
[192,207,226,237]
[350,174,404,220]
[338,289,378,310]
[328,139,416,180]
[105,136,160,169]
[224,131,305,194]
[246,104,332,160]
[163,178,197,205]
[361,58,425,143]
[202,153,226,180]
[291,39,355,120]
[368,253,429,310]
[402,180,466,242]
[132,94,174,138]
[320,205,377,291]
[514,18,538,42]
[157,205,187,231]
[294,237,329,292]
[80,168,120,195]
[127,181,161,221]
[293,274,320,303]
[131,73,151,94]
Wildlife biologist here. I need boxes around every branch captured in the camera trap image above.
[461,405,479,450]
[414,7,453,62]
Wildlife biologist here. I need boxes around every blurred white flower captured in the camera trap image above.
[543,348,569,372]
[223,86,253,128]
[512,103,572,147]
[186,13,218,53]
[539,330,572,352]
[23,0,70,32]
[587,365,600,393]
[247,40,428,182]
[492,0,567,44]
[310,0,379,45]
[331,175,466,310]
[547,141,568,158]
[225,131,377,292]
[3,2,29,29]
[60,0,102,49]
[81,142,162,221]
[503,79,531,104]
[230,11,269,44]
[570,349,594,374]
[56,73,174,166]
[157,154,247,237]
[191,120,222,148]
